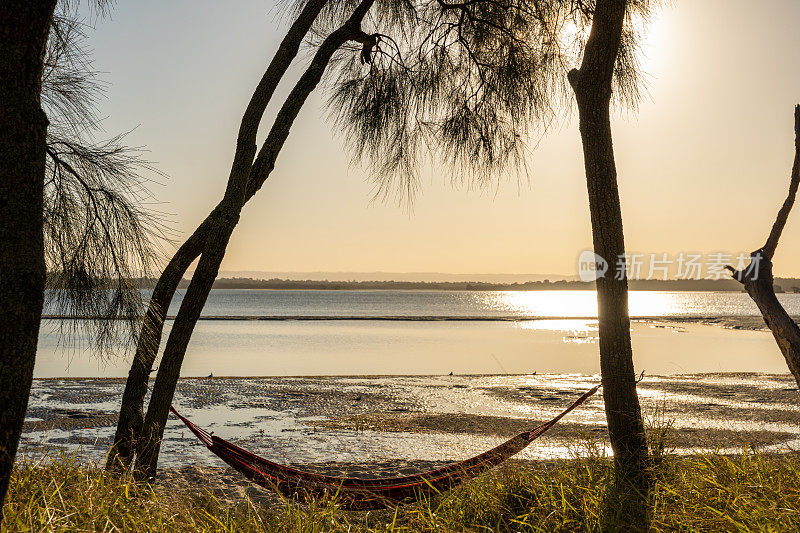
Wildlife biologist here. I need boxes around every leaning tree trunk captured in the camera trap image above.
[567,0,649,527]
[133,0,378,479]
[106,0,329,473]
[727,105,800,386]
[0,0,57,520]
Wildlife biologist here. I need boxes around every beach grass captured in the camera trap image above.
[3,447,800,532]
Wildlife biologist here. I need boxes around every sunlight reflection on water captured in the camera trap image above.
[486,290,722,317]
[516,319,600,344]
[55,288,800,319]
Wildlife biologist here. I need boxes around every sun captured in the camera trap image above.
[639,8,672,72]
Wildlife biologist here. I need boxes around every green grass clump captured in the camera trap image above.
[3,450,800,532]
[2,454,271,532]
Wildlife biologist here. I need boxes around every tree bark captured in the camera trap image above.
[727,105,800,386]
[0,0,57,521]
[567,0,649,527]
[106,0,329,472]
[133,0,378,479]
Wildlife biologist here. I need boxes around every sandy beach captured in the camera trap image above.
[20,371,799,481]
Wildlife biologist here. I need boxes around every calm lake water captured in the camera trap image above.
[63,289,800,318]
[34,290,796,378]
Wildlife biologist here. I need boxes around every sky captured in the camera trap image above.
[84,0,800,278]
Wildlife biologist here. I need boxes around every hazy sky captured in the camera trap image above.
[85,1,800,277]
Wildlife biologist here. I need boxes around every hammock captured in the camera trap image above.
[170,384,599,510]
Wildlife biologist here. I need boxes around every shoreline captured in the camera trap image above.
[40,315,778,331]
[29,370,793,381]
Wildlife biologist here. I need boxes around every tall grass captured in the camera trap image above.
[3,448,800,532]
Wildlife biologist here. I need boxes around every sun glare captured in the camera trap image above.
[489,291,690,318]
[639,9,672,71]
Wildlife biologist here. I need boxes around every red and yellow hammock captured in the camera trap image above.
[170,385,599,510]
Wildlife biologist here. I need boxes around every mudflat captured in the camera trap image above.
[19,373,799,474]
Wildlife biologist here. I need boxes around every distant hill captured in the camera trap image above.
[202,271,577,283]
[160,277,800,292]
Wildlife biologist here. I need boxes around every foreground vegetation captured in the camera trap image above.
[3,448,799,532]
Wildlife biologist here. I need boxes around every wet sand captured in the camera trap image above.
[313,415,792,449]
[659,316,792,331]
[20,372,800,477]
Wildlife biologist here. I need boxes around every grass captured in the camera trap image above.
[3,447,800,532]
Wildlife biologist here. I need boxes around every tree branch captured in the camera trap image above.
[246,0,378,200]
[762,105,800,260]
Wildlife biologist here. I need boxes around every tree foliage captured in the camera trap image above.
[41,4,167,354]
[310,0,654,205]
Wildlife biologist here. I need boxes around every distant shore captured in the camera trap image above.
[146,277,800,292]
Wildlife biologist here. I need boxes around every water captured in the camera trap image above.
[34,290,796,377]
[44,289,800,319]
[104,289,800,318]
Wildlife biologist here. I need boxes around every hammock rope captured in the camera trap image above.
[170,384,599,509]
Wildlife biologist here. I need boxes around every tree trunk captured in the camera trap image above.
[0,0,57,521]
[105,216,213,472]
[133,0,378,479]
[568,0,649,527]
[106,0,329,472]
[728,105,800,386]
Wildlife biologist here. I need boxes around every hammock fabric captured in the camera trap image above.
[170,384,599,510]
